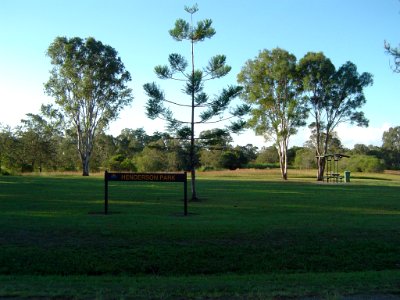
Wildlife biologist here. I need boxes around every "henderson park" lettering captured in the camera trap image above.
[120,173,177,182]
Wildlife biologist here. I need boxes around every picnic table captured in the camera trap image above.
[316,154,350,183]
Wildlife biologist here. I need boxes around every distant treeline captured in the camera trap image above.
[1,124,399,175]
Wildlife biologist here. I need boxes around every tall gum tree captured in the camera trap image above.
[238,48,308,180]
[45,37,133,176]
[144,5,248,199]
[298,52,373,180]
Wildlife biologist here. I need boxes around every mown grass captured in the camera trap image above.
[0,170,399,299]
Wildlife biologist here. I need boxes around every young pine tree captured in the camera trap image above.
[144,5,249,200]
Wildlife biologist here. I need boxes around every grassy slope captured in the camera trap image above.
[0,170,399,298]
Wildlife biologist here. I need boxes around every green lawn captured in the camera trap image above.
[0,170,399,299]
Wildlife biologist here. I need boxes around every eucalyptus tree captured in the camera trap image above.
[144,5,248,199]
[116,128,149,157]
[45,37,133,176]
[237,48,308,180]
[298,52,373,180]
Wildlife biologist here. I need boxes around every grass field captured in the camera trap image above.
[0,169,399,299]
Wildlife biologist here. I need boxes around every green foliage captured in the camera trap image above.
[341,155,385,173]
[238,48,308,179]
[0,125,18,172]
[220,150,241,170]
[238,48,307,138]
[169,4,216,42]
[298,52,373,180]
[333,62,372,127]
[294,148,317,169]
[12,105,65,172]
[135,146,168,172]
[144,7,245,132]
[235,144,258,164]
[45,36,133,176]
[198,129,232,148]
[134,139,183,172]
[0,168,12,175]
[256,146,279,164]
[382,126,400,169]
[197,130,256,170]
[245,162,280,169]
[107,154,136,172]
[199,149,224,170]
[352,143,372,155]
[144,5,247,199]
[198,129,232,170]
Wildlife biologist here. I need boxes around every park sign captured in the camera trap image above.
[104,171,188,215]
[106,172,187,182]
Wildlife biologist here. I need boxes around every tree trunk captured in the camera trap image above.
[277,142,288,180]
[316,131,331,181]
[314,117,325,181]
[190,168,197,200]
[317,156,325,181]
[280,153,288,180]
[81,154,90,176]
[77,125,94,177]
[189,32,198,201]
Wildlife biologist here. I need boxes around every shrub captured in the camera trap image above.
[107,155,137,172]
[220,151,241,170]
[120,158,137,172]
[135,147,167,172]
[245,162,280,169]
[294,148,317,169]
[256,146,279,164]
[0,168,12,175]
[341,155,385,173]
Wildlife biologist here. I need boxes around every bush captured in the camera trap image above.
[107,155,136,172]
[200,149,223,170]
[220,151,241,170]
[294,148,317,169]
[198,166,221,172]
[0,168,12,175]
[245,162,280,169]
[341,155,385,173]
[120,158,137,172]
[256,146,279,164]
[21,163,34,173]
[135,147,167,172]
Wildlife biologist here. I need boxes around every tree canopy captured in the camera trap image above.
[45,36,133,176]
[144,5,248,199]
[298,52,373,180]
[237,48,308,180]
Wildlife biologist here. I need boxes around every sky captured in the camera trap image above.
[0,0,399,149]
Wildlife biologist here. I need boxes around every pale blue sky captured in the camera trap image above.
[0,0,399,148]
